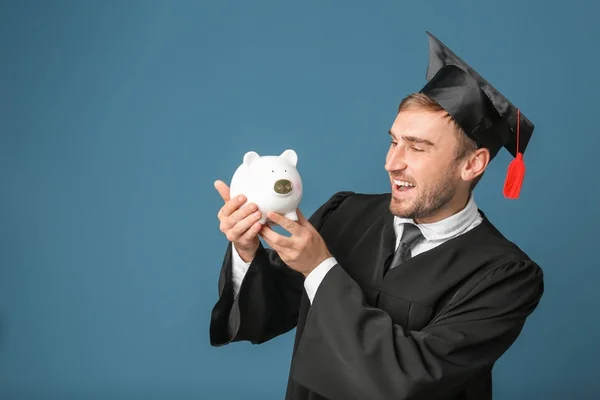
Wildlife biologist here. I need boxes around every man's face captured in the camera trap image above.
[385,108,465,222]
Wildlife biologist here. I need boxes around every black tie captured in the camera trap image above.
[385,223,424,274]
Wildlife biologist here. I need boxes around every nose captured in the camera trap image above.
[385,146,407,172]
[274,179,293,194]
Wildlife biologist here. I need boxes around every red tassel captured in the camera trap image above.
[503,108,525,199]
[503,152,525,199]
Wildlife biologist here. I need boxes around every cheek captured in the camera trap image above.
[294,179,302,193]
[428,158,459,184]
[410,155,442,185]
[407,156,426,177]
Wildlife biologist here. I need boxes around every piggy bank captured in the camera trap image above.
[229,149,303,224]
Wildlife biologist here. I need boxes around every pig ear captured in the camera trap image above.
[280,149,298,167]
[243,151,260,166]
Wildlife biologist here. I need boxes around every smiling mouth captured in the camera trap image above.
[393,179,416,192]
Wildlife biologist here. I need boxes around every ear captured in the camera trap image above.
[461,148,489,182]
[280,149,298,167]
[243,151,260,166]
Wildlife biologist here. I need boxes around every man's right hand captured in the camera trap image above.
[215,180,263,263]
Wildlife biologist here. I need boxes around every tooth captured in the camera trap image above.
[394,179,416,187]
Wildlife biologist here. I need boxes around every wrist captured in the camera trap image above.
[234,244,257,263]
[238,251,256,263]
[304,253,332,277]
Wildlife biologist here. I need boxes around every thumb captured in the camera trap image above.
[214,180,230,202]
[297,208,310,226]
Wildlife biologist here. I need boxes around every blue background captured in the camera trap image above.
[1,0,598,399]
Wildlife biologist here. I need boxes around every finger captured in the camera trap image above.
[258,230,276,250]
[259,224,293,249]
[239,219,263,242]
[259,231,287,256]
[218,193,247,220]
[226,202,258,225]
[267,211,300,235]
[227,209,262,240]
[214,180,231,203]
[219,202,257,236]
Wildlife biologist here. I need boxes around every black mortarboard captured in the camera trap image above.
[418,31,534,198]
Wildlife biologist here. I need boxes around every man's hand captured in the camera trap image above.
[259,209,332,277]
[215,180,263,263]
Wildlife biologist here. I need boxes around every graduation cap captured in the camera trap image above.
[418,31,534,199]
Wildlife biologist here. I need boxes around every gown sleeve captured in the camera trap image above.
[209,191,355,346]
[289,259,544,400]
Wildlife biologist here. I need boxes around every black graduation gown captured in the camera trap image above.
[209,191,544,400]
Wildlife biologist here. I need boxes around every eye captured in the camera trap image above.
[410,146,424,152]
[390,141,397,146]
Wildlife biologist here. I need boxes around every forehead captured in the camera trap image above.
[390,108,457,144]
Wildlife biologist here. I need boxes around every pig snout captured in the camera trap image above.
[274,179,293,195]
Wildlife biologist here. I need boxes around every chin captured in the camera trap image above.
[389,197,414,218]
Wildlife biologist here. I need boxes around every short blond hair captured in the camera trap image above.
[397,93,478,160]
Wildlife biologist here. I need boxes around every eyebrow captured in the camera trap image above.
[388,130,435,146]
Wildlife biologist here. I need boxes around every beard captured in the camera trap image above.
[389,166,459,220]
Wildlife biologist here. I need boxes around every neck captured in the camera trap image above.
[414,190,471,224]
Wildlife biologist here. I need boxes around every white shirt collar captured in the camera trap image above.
[393,194,480,242]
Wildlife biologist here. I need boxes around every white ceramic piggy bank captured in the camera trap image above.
[229,149,303,224]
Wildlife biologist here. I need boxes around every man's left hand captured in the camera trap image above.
[259,209,332,277]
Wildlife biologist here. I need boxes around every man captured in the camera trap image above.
[209,31,544,400]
